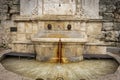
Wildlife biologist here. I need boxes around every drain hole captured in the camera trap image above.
[36,78,44,80]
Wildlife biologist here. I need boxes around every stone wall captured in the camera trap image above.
[99,0,120,47]
[0,0,120,48]
[0,0,20,48]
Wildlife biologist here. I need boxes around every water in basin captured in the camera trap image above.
[1,57,118,80]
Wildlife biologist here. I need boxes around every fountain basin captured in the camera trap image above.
[31,30,87,63]
[1,53,119,80]
[32,41,85,63]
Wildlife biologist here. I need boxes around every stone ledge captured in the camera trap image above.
[12,40,32,44]
[107,52,120,64]
[31,38,87,43]
[13,15,120,22]
[13,15,88,21]
[0,50,33,80]
[97,52,120,80]
[85,42,109,46]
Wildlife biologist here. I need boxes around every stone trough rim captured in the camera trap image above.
[0,50,120,80]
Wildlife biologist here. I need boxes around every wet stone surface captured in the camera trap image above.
[0,50,33,80]
[1,57,119,80]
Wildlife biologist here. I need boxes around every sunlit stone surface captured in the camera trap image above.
[1,58,118,80]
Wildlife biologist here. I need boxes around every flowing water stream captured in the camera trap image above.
[1,57,118,80]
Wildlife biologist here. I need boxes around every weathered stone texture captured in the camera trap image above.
[0,50,33,80]
[99,0,120,46]
[0,0,120,47]
[0,0,120,79]
[0,0,20,48]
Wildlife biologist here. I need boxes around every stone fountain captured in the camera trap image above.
[31,25,87,63]
[11,0,106,62]
[1,0,120,80]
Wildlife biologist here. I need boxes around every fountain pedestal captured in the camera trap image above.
[32,37,87,63]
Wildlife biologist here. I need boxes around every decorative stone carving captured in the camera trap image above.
[20,0,39,15]
[43,0,76,15]
[75,0,86,18]
[20,0,100,19]
[31,3,38,15]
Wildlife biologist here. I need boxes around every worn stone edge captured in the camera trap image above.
[0,50,34,80]
[0,50,120,80]
[97,52,120,80]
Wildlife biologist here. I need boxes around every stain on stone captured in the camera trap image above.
[57,39,63,63]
